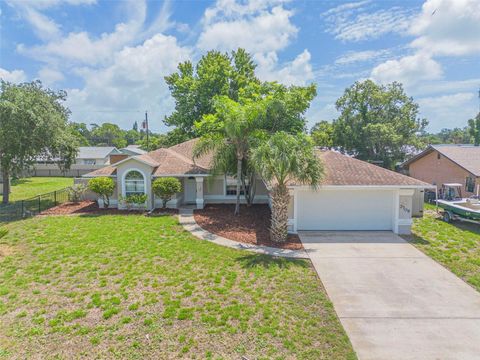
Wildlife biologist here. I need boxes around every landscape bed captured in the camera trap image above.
[194,204,303,250]
[0,214,355,359]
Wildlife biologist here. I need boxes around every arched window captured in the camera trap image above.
[124,170,145,196]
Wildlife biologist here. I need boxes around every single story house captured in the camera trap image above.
[78,139,430,235]
[402,144,480,198]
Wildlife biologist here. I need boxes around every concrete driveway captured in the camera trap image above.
[299,231,480,360]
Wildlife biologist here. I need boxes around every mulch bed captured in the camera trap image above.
[194,204,303,250]
[41,201,178,216]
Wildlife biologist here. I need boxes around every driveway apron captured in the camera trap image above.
[299,231,480,360]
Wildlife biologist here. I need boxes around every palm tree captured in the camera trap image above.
[194,96,266,215]
[251,132,324,242]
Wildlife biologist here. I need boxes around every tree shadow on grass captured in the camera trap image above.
[434,217,480,236]
[402,233,430,245]
[236,253,309,269]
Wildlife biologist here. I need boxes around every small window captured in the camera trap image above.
[466,177,475,193]
[225,177,249,196]
[437,153,441,160]
[84,159,96,165]
[125,170,145,196]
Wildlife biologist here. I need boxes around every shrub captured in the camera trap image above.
[0,227,8,239]
[88,177,115,208]
[120,194,148,210]
[152,177,182,208]
[68,184,87,203]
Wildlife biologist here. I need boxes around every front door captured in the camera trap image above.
[184,178,197,204]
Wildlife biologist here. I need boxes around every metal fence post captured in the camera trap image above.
[21,200,24,217]
[54,191,57,206]
[38,196,41,214]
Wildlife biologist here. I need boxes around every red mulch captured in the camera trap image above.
[41,201,178,216]
[194,204,303,250]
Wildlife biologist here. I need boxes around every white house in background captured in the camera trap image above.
[78,139,431,235]
[74,147,122,165]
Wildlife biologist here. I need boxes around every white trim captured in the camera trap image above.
[293,188,298,233]
[392,189,400,234]
[121,168,147,198]
[290,184,435,190]
[152,174,209,178]
[204,195,269,200]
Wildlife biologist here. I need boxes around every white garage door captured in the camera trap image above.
[296,189,394,231]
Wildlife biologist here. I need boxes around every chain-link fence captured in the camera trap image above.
[0,187,70,223]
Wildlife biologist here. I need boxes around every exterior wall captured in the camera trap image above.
[203,175,269,204]
[412,188,425,217]
[204,176,225,196]
[408,150,478,197]
[75,157,108,165]
[116,159,154,210]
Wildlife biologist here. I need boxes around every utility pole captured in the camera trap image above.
[145,111,149,150]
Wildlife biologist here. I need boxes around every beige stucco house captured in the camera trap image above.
[78,139,430,235]
[402,144,480,198]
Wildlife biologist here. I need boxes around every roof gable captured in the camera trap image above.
[403,145,480,177]
[78,147,120,159]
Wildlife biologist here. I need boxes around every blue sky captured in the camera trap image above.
[1,0,479,133]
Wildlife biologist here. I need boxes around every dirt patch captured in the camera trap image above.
[194,204,303,250]
[41,201,178,216]
[0,244,16,257]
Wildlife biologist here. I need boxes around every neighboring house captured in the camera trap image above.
[78,139,430,235]
[120,145,147,156]
[29,147,123,177]
[402,144,480,198]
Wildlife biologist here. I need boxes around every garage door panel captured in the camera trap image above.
[297,189,394,231]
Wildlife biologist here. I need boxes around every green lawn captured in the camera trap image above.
[0,177,73,203]
[405,203,480,292]
[0,214,356,359]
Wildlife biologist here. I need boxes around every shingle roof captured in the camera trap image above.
[287,150,430,187]
[120,145,147,155]
[83,139,211,177]
[402,144,480,177]
[78,147,120,159]
[83,139,429,187]
[83,165,117,177]
[432,145,480,176]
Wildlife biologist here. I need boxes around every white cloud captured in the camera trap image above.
[16,0,174,67]
[198,0,313,86]
[37,67,64,85]
[335,49,390,65]
[370,53,443,87]
[198,5,297,54]
[417,92,477,130]
[6,0,96,41]
[409,0,480,56]
[0,68,27,83]
[66,34,191,130]
[256,49,314,86]
[323,2,414,42]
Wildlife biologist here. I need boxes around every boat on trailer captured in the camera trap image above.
[436,183,480,224]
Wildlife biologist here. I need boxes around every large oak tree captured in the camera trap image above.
[0,81,78,203]
[332,80,427,169]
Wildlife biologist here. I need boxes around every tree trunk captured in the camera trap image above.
[234,157,242,216]
[270,184,289,242]
[1,167,10,205]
